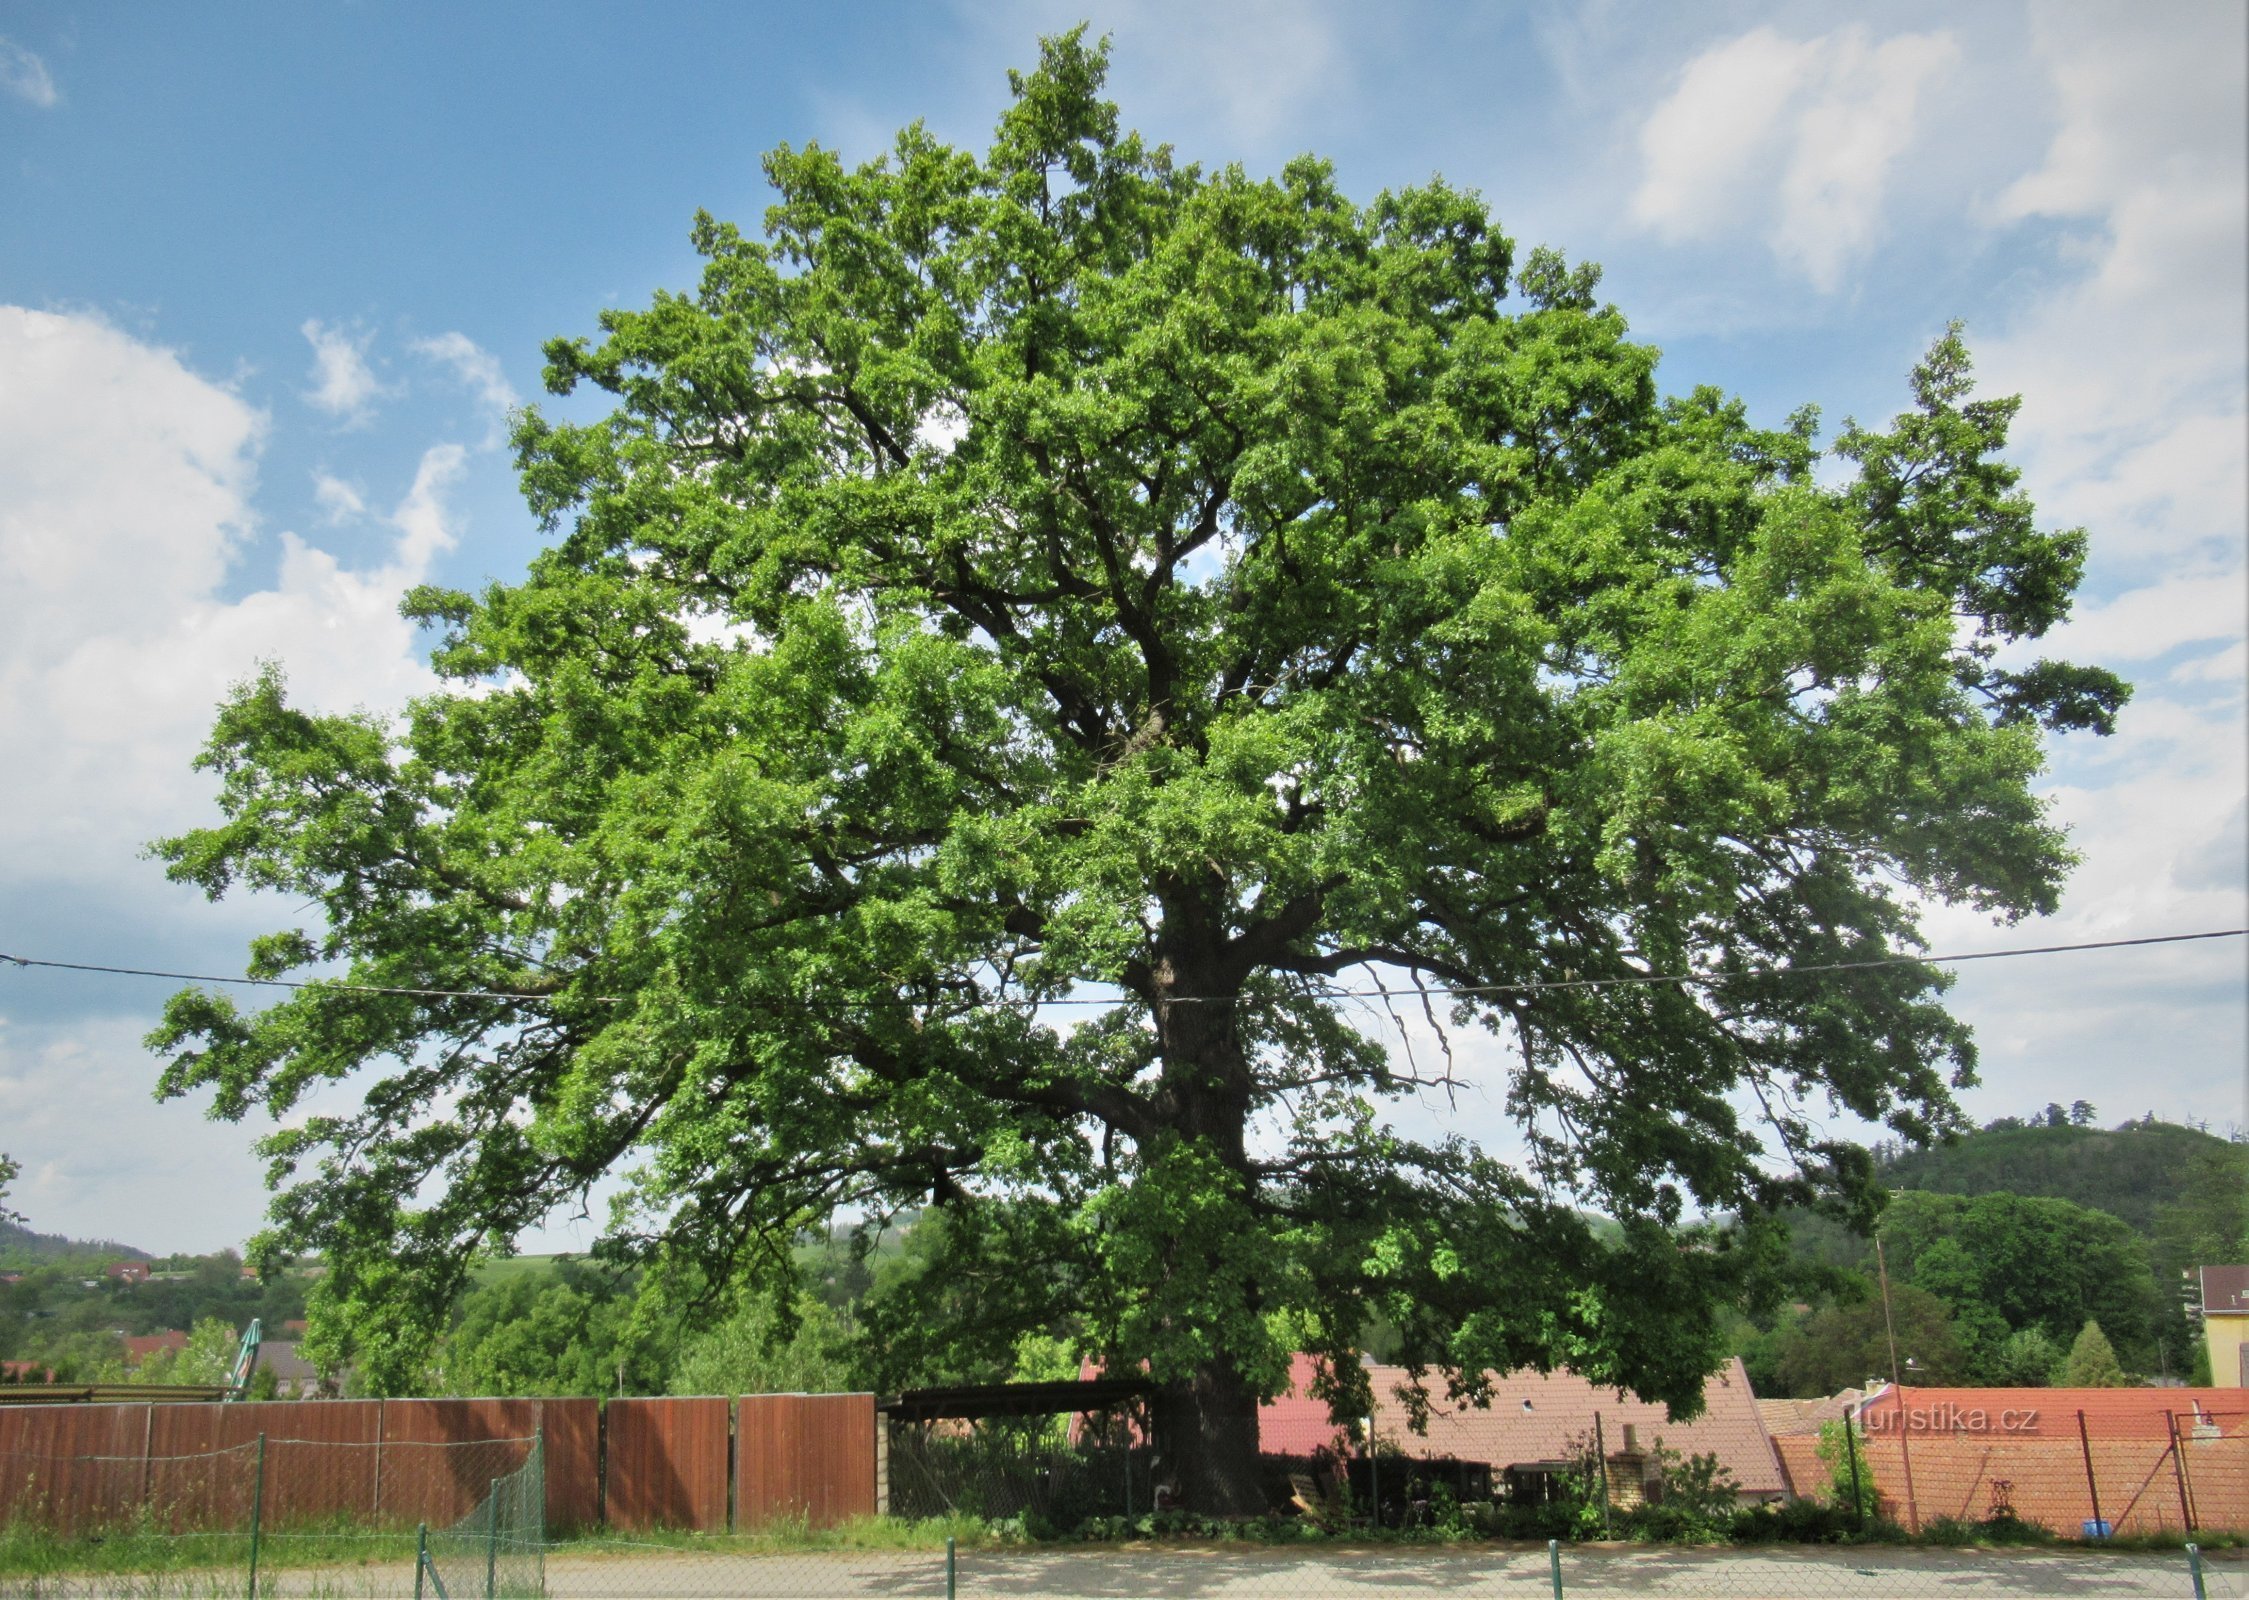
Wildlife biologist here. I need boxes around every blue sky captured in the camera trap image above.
[2,2,2242,1251]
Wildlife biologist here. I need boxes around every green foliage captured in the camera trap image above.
[1815,1419,1878,1521]
[1616,1449,1740,1543]
[1882,1118,2236,1235]
[439,1258,672,1397]
[0,1153,18,1227]
[669,1290,856,1397]
[146,31,2120,1503]
[2060,1319,2127,1387]
[1988,1325,2062,1387]
[130,1316,241,1386]
[1877,1190,2156,1371]
[1767,1283,1967,1397]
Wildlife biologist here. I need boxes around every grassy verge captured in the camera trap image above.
[0,1521,419,1582]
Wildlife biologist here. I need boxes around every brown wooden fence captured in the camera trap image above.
[0,1393,869,1536]
[604,1396,731,1532]
[738,1393,877,1530]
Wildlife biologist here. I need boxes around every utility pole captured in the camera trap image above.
[1875,1234,1921,1533]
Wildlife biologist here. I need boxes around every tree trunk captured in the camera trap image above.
[1151,1359,1268,1517]
[1145,916,1268,1515]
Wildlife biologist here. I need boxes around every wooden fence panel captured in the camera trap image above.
[0,1403,153,1534]
[146,1399,387,1528]
[604,1396,731,1531]
[737,1394,876,1531]
[374,1398,545,1527]
[539,1397,601,1532]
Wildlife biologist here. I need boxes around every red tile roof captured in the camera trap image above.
[121,1330,188,1364]
[1858,1385,2248,1441]
[1261,1353,1360,1456]
[1351,1358,1786,1498]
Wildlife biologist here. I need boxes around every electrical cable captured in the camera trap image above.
[2,927,2240,1009]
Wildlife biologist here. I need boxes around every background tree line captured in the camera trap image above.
[1736,1115,2248,1395]
[9,1112,2244,1403]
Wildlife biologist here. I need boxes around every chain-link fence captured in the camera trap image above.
[2,1426,2243,1597]
[1766,1407,2249,1542]
[886,1416,1157,1527]
[0,1433,535,1598]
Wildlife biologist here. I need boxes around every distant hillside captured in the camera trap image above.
[1880,1119,2241,1234]
[0,1219,150,1271]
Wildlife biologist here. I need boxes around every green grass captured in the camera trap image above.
[555,1511,994,1556]
[0,1518,419,1582]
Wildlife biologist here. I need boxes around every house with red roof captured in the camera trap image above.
[121,1329,188,1366]
[2198,1265,2249,1388]
[1260,1353,1787,1504]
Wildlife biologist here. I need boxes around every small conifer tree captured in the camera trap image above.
[2061,1320,2128,1387]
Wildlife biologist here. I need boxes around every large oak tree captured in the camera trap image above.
[153,35,2124,1511]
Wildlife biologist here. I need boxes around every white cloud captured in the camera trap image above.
[1630,29,1822,240]
[311,469,367,523]
[299,317,388,422]
[1977,8,2248,545]
[0,306,463,1246]
[0,38,58,108]
[1630,25,1957,291]
[2033,567,2247,665]
[2,307,453,886]
[412,331,519,446]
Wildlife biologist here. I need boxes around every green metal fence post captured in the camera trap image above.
[246,1432,267,1600]
[2187,1542,2207,1600]
[415,1522,428,1600]
[1592,1411,1611,1539]
[485,1476,501,1599]
[1844,1412,1865,1531]
[946,1534,957,1600]
[1547,1536,1563,1600]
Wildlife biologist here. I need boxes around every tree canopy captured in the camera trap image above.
[150,32,2123,1509]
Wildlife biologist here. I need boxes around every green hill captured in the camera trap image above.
[0,1219,150,1272]
[1879,1118,2241,1234]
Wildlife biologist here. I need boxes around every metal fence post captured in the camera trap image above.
[415,1522,428,1600]
[945,1533,957,1600]
[2076,1410,2105,1537]
[485,1476,501,1599]
[246,1432,266,1600]
[2167,1412,2197,1532]
[2188,1542,2207,1600]
[1547,1536,1564,1600]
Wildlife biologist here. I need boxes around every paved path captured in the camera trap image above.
[9,1543,2240,1598]
[524,1542,2248,1600]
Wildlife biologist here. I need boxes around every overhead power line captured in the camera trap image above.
[2,928,2240,1011]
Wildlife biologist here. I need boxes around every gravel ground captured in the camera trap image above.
[7,1542,2238,1599]
[521,1541,2246,1600]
